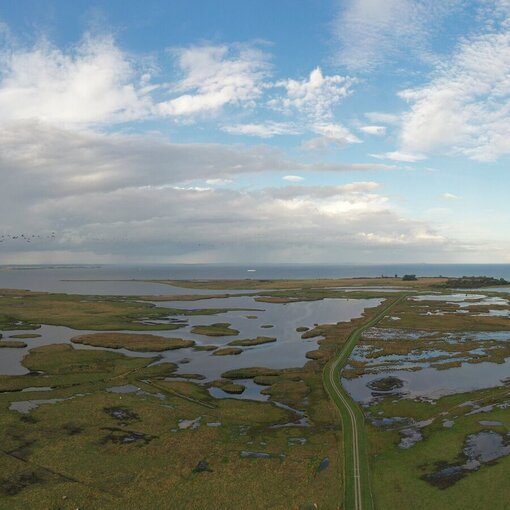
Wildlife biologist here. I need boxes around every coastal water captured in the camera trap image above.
[1,263,509,295]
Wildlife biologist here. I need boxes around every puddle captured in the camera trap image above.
[288,437,307,446]
[318,457,330,471]
[9,398,66,414]
[240,450,275,459]
[479,420,503,426]
[178,417,201,430]
[399,428,423,448]
[104,407,140,423]
[101,427,155,445]
[423,431,510,488]
[106,384,165,400]
[270,401,310,428]
[370,416,410,427]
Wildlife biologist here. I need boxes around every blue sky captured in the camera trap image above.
[0,0,509,264]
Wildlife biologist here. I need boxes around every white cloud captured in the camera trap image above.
[158,44,270,117]
[372,151,425,162]
[283,175,304,182]
[269,67,354,120]
[0,34,153,127]
[364,112,401,125]
[399,29,510,161]
[441,192,459,200]
[206,178,234,185]
[333,0,460,71]
[221,121,299,137]
[359,125,386,136]
[303,122,361,150]
[0,36,274,126]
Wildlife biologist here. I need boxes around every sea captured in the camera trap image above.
[0,263,509,294]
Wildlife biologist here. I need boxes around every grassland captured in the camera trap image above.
[71,333,195,352]
[152,277,447,290]
[211,347,243,356]
[1,279,508,509]
[364,385,510,510]
[190,323,240,337]
[229,336,276,347]
[0,341,343,509]
[0,289,252,332]
[0,340,27,348]
[343,290,510,509]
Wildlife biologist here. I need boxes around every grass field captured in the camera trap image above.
[0,281,509,509]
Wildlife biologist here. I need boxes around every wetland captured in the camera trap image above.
[0,266,509,509]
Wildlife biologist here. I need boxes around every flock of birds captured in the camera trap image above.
[0,233,56,244]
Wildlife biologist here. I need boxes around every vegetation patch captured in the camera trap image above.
[436,276,509,289]
[367,376,404,392]
[72,332,194,352]
[192,344,218,351]
[0,340,27,348]
[103,406,141,423]
[8,334,41,339]
[211,379,246,394]
[229,336,276,347]
[100,427,156,445]
[190,323,240,337]
[222,367,282,379]
[211,347,243,356]
[0,470,46,496]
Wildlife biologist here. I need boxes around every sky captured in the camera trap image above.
[0,0,509,265]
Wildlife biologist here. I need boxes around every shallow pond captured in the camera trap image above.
[0,296,382,396]
[343,359,510,402]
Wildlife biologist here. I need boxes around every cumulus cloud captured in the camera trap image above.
[399,29,510,161]
[359,125,386,136]
[0,35,274,126]
[302,122,360,150]
[0,34,153,127]
[269,67,354,120]
[158,44,270,117]
[333,0,460,71]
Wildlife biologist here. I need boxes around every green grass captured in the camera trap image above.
[322,294,407,510]
[0,342,343,509]
[365,385,510,510]
[228,336,276,347]
[7,334,41,339]
[211,347,243,356]
[71,332,195,352]
[0,341,27,348]
[190,323,240,337]
[0,289,251,332]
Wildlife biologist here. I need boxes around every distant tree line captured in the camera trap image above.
[436,276,509,288]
